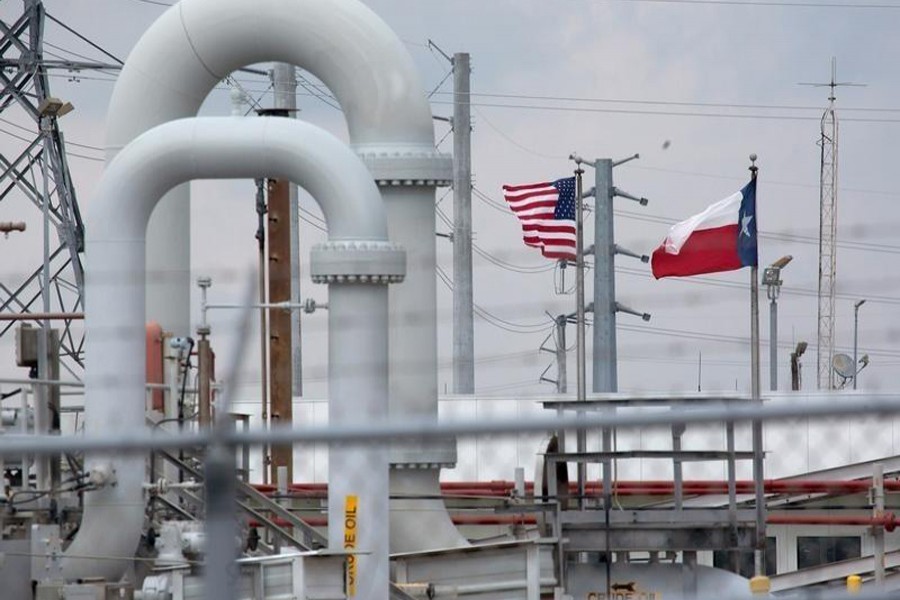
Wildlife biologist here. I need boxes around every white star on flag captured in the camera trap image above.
[741,215,753,237]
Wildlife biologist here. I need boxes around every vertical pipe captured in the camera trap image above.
[204,442,237,600]
[197,278,212,428]
[672,424,684,512]
[327,283,390,600]
[386,184,467,552]
[770,299,777,391]
[268,178,293,484]
[21,387,30,490]
[726,421,739,573]
[574,166,586,507]
[452,52,474,394]
[272,63,303,398]
[33,375,51,492]
[874,463,885,586]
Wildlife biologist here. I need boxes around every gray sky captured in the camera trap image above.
[1,0,899,398]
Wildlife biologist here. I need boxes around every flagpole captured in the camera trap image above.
[749,153,766,579]
[572,156,587,509]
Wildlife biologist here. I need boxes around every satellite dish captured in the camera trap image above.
[832,353,856,379]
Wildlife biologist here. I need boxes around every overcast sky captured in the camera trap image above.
[1,0,899,401]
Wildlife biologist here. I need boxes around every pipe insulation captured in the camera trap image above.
[69,117,403,599]
[106,0,463,554]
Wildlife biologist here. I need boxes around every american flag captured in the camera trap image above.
[502,177,577,261]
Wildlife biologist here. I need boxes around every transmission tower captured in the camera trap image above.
[802,59,863,389]
[0,1,119,376]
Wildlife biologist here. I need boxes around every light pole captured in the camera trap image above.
[853,299,866,389]
[790,341,808,391]
[763,255,793,391]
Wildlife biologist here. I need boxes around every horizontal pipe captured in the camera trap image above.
[0,312,83,321]
[247,514,539,529]
[249,512,899,530]
[251,478,900,498]
[9,393,900,458]
[768,513,897,531]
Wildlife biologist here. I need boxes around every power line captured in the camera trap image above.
[45,12,124,65]
[472,185,900,258]
[607,0,900,8]
[472,244,555,274]
[622,163,900,199]
[435,90,900,115]
[430,100,900,125]
[438,201,554,274]
[615,210,900,256]
[617,265,900,307]
[0,124,103,163]
[295,72,341,110]
[436,265,552,334]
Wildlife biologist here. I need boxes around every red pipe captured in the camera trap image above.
[247,514,538,529]
[767,512,897,532]
[251,479,897,498]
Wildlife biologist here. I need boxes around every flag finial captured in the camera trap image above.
[749,153,758,178]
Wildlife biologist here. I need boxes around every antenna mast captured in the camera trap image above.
[801,59,863,390]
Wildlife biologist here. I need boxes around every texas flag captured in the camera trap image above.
[651,179,757,279]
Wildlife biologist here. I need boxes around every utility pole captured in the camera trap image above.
[452,52,474,394]
[588,154,650,394]
[593,159,617,393]
[580,153,650,578]
[259,98,296,485]
[267,175,293,484]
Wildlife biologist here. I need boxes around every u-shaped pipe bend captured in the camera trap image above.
[64,116,403,583]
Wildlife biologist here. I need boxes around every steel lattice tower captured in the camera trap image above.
[803,60,863,390]
[816,93,838,390]
[0,1,117,376]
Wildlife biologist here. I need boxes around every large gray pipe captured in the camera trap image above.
[68,117,403,599]
[106,0,463,555]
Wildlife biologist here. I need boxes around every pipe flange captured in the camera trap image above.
[391,436,457,468]
[392,462,454,470]
[310,240,406,284]
[357,149,452,187]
